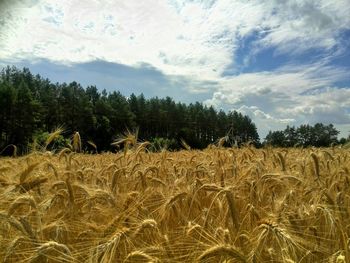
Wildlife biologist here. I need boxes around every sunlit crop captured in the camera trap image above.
[0,145,349,262]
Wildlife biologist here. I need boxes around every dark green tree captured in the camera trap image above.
[12,80,41,150]
[0,65,264,153]
[227,111,260,146]
[265,131,286,147]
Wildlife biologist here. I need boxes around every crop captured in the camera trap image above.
[0,145,349,262]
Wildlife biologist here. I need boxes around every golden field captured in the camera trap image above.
[0,146,349,262]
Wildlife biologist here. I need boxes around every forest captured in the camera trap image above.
[265,124,341,147]
[0,66,259,154]
[0,66,347,155]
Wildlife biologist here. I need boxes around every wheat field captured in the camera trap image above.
[0,145,349,262]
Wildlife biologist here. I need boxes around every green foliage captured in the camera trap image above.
[177,128,204,149]
[265,123,340,147]
[340,135,350,148]
[150,137,178,151]
[226,111,260,147]
[0,66,262,154]
[33,131,69,151]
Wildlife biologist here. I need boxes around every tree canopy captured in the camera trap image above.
[265,124,340,147]
[0,66,260,154]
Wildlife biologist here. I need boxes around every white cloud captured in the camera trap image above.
[235,105,296,139]
[204,63,350,137]
[0,0,239,78]
[256,1,345,52]
[1,0,349,78]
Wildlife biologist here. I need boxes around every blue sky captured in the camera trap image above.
[0,0,349,138]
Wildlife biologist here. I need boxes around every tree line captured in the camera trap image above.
[264,124,346,147]
[0,66,260,154]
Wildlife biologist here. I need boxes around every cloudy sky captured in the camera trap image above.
[0,0,350,139]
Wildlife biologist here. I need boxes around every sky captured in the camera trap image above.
[0,0,350,139]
